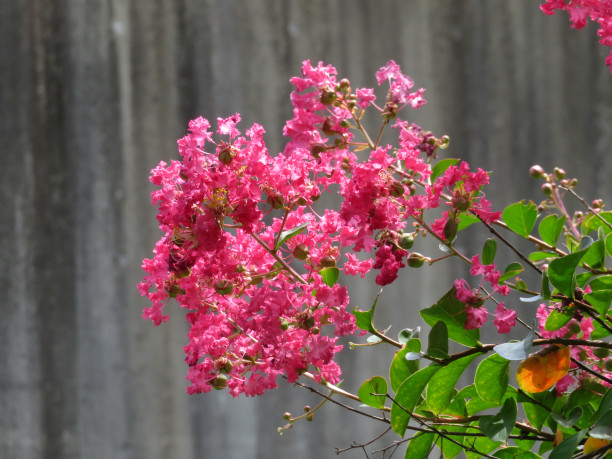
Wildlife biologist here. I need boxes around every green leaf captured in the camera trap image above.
[529,251,559,262]
[404,432,435,459]
[545,308,574,331]
[274,222,308,250]
[499,262,524,283]
[494,327,534,361]
[435,423,467,459]
[591,409,612,440]
[581,211,612,235]
[482,238,497,265]
[583,239,606,270]
[541,271,552,300]
[565,387,601,414]
[353,289,381,333]
[502,200,538,238]
[512,427,536,452]
[493,447,542,458]
[358,376,387,409]
[457,212,480,230]
[465,423,502,459]
[431,158,460,182]
[539,214,566,247]
[552,407,583,428]
[598,389,612,419]
[390,338,421,393]
[479,397,517,442]
[392,365,441,436]
[606,233,612,257]
[427,321,449,359]
[475,354,510,404]
[420,288,481,347]
[548,429,587,459]
[398,326,419,344]
[426,353,481,415]
[521,391,555,431]
[467,386,517,415]
[319,267,339,287]
[466,386,516,415]
[547,247,590,298]
[585,275,612,315]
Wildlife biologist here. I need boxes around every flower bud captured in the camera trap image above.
[303,405,311,412]
[451,194,471,212]
[592,199,604,210]
[234,263,248,273]
[218,144,236,165]
[320,89,337,105]
[398,233,415,250]
[280,318,290,331]
[310,143,327,158]
[338,78,351,93]
[214,279,234,295]
[320,255,336,268]
[293,244,310,261]
[541,183,554,196]
[267,193,285,209]
[283,412,292,421]
[389,181,405,197]
[407,252,427,268]
[554,167,566,180]
[211,374,228,390]
[529,165,545,178]
[306,413,314,422]
[214,357,233,374]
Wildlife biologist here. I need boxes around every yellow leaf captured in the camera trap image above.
[516,346,570,393]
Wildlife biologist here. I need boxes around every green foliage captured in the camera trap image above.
[404,432,435,459]
[274,222,308,250]
[319,267,339,287]
[420,288,481,347]
[358,376,387,409]
[502,200,538,237]
[479,398,517,442]
[475,354,510,404]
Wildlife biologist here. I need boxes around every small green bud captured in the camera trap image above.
[214,279,234,295]
[283,412,292,421]
[398,233,415,250]
[306,413,314,422]
[389,181,405,197]
[320,89,337,105]
[407,252,427,268]
[541,183,554,196]
[303,405,311,412]
[211,374,228,390]
[554,167,566,180]
[267,193,285,209]
[235,263,248,273]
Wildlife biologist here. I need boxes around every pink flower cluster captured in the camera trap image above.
[541,0,612,72]
[140,60,505,396]
[454,255,516,333]
[534,302,612,393]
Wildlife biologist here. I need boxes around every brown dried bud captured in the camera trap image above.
[293,244,310,261]
[319,255,336,268]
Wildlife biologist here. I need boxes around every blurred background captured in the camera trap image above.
[1,1,611,458]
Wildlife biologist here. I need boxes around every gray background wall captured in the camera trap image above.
[1,1,611,458]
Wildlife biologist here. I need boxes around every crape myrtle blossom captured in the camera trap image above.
[540,0,612,72]
[454,255,515,332]
[140,60,507,396]
[535,302,610,394]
